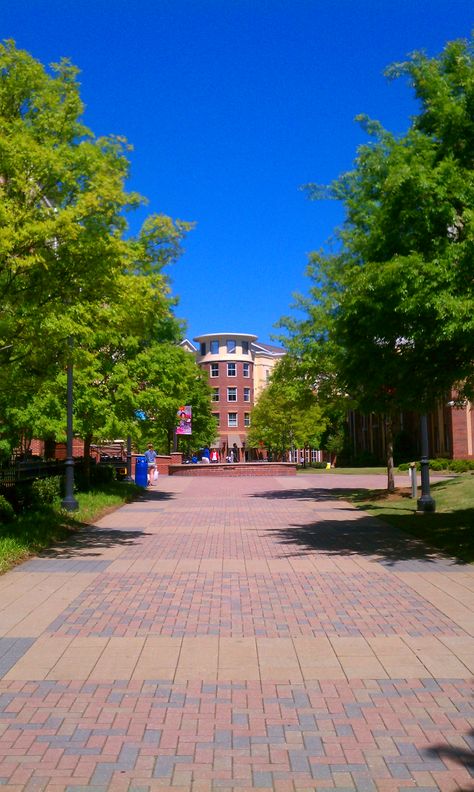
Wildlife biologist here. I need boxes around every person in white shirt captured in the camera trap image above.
[144,443,158,485]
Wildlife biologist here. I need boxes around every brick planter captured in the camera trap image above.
[169,462,296,476]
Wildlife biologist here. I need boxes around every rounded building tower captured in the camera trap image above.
[189,333,285,460]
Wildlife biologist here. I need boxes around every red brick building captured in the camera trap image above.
[183,332,473,464]
[347,398,474,464]
[181,333,285,460]
[449,399,474,459]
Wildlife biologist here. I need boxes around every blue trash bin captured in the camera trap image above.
[135,455,148,487]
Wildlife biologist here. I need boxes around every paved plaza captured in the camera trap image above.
[0,474,472,791]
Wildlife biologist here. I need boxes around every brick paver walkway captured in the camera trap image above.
[0,474,472,791]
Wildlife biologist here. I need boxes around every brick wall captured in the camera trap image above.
[450,403,474,459]
[206,360,253,446]
[53,439,85,460]
[169,462,296,476]
[131,454,174,476]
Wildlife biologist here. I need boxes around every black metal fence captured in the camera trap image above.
[0,460,66,491]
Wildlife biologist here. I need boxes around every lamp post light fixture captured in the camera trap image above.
[416,413,436,513]
[61,337,79,512]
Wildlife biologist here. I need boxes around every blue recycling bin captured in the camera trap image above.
[135,455,148,487]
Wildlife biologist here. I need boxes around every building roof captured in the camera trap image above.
[251,341,286,356]
[181,334,286,357]
[193,332,258,343]
[179,338,197,352]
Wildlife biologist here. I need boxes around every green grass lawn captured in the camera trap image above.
[349,475,474,563]
[0,480,141,574]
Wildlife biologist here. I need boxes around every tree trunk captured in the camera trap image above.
[385,414,395,493]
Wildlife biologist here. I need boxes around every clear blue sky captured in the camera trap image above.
[3,1,473,344]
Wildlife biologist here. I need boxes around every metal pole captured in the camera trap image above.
[61,337,78,511]
[124,434,133,482]
[409,463,417,499]
[417,414,436,512]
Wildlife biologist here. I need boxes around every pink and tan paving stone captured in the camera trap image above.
[0,474,472,791]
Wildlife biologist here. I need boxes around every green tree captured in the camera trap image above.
[0,41,198,459]
[282,35,474,490]
[127,343,217,455]
[247,358,328,459]
[0,40,134,451]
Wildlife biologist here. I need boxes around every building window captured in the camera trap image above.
[265,369,270,381]
[228,413,238,427]
[227,362,236,377]
[243,362,250,377]
[210,363,219,377]
[243,387,250,402]
[210,339,219,354]
[244,413,250,427]
[227,387,237,402]
[200,342,206,356]
[242,340,249,354]
[227,339,236,353]
[212,388,219,402]
[212,412,220,426]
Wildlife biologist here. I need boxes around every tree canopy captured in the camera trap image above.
[279,35,474,486]
[247,357,328,457]
[0,40,213,458]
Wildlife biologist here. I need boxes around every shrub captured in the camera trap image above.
[398,458,474,473]
[31,476,62,505]
[309,462,328,469]
[450,459,471,473]
[90,464,116,485]
[0,494,15,523]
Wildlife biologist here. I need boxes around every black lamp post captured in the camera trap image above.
[417,413,436,513]
[61,337,78,511]
[124,434,133,482]
[41,195,78,511]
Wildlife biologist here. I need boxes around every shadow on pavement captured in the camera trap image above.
[271,518,468,566]
[253,486,470,567]
[36,489,174,559]
[39,528,150,558]
[424,728,474,786]
[135,489,175,502]
[252,487,358,502]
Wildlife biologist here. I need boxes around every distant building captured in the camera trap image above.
[347,397,474,463]
[181,334,474,465]
[180,333,285,458]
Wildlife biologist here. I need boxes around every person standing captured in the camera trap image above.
[144,442,157,485]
